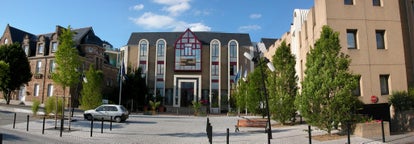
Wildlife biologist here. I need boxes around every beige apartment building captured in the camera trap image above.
[266,0,413,120]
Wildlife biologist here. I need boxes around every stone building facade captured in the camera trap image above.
[0,25,119,107]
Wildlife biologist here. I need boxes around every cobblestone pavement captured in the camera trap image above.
[1,104,414,144]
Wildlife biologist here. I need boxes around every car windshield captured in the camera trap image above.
[120,106,127,112]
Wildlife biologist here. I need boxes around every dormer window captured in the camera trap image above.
[51,42,57,52]
[23,45,29,56]
[38,43,44,54]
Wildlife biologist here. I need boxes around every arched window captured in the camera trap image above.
[211,40,219,61]
[157,40,165,57]
[139,40,148,57]
[229,41,237,58]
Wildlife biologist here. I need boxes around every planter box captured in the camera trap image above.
[210,108,220,114]
[354,121,390,138]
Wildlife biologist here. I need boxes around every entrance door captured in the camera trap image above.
[180,82,195,107]
[173,76,201,107]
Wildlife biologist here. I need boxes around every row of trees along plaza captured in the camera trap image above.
[234,26,362,134]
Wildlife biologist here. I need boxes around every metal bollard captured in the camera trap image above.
[110,116,113,131]
[381,120,385,142]
[26,115,29,131]
[13,113,16,129]
[101,117,104,133]
[308,125,312,144]
[226,128,229,144]
[42,117,45,134]
[90,119,94,137]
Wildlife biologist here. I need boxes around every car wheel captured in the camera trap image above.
[85,114,93,120]
[114,117,122,123]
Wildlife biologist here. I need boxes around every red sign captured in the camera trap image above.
[371,95,378,103]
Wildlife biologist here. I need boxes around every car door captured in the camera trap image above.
[95,106,106,120]
[106,106,117,120]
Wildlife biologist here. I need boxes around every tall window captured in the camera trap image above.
[157,64,164,75]
[49,60,55,73]
[230,65,237,75]
[34,84,39,97]
[211,41,219,60]
[36,60,42,74]
[352,77,361,96]
[229,41,237,58]
[344,0,354,5]
[38,43,44,54]
[380,75,390,95]
[376,30,385,49]
[47,84,53,97]
[140,41,147,57]
[174,29,202,71]
[212,64,219,76]
[4,38,8,44]
[51,42,58,52]
[23,45,29,56]
[347,29,357,49]
[157,40,165,57]
[373,0,381,6]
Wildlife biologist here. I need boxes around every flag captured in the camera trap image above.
[120,61,127,81]
[242,68,248,81]
[234,67,241,84]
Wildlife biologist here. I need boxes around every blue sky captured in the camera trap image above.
[0,0,313,48]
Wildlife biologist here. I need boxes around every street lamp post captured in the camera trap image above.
[244,45,275,144]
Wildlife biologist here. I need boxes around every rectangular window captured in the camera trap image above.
[376,30,385,49]
[212,44,219,59]
[230,65,237,76]
[140,64,147,74]
[212,64,219,76]
[36,60,42,73]
[34,84,39,97]
[38,44,44,54]
[352,77,361,96]
[373,0,381,6]
[51,42,57,52]
[49,60,55,73]
[157,44,164,57]
[230,42,237,58]
[380,75,390,95]
[47,84,53,97]
[157,64,164,75]
[344,0,354,5]
[347,29,357,49]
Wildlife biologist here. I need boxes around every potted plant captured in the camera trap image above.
[149,100,160,115]
[192,100,202,116]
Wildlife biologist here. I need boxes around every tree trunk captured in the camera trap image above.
[4,90,11,105]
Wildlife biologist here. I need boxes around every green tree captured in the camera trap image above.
[122,67,148,110]
[52,26,81,101]
[234,79,248,111]
[267,41,298,124]
[246,59,267,115]
[80,65,104,110]
[0,43,32,104]
[295,26,361,134]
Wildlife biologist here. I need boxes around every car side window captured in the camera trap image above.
[96,106,104,111]
[109,106,117,111]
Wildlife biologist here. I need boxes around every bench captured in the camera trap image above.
[235,118,268,132]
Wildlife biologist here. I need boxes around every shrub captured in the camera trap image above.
[32,100,40,116]
[44,97,64,116]
[389,90,414,112]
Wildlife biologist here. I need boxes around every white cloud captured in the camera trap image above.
[132,4,144,11]
[238,25,262,32]
[152,0,191,16]
[129,12,175,29]
[130,12,211,32]
[173,22,211,31]
[250,14,262,19]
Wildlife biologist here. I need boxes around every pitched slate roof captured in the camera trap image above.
[7,24,37,43]
[127,31,252,47]
[261,38,278,48]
